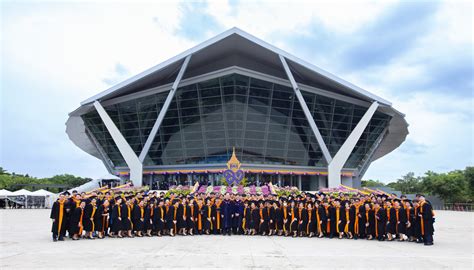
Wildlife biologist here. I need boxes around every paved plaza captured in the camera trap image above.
[0,209,472,269]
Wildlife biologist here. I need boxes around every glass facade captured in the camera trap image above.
[82,73,390,170]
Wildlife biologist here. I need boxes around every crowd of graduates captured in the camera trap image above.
[50,188,435,245]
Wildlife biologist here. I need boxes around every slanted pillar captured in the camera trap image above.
[94,101,143,186]
[328,102,379,187]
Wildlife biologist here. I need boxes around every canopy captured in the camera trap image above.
[98,174,120,180]
[31,189,55,196]
[0,189,13,196]
[10,189,34,196]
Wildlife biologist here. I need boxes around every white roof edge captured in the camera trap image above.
[80,28,239,105]
[81,27,392,107]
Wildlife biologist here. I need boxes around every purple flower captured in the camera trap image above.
[198,185,207,194]
[213,186,221,193]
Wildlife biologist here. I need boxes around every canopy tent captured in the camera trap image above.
[98,174,120,180]
[11,189,34,196]
[0,189,13,198]
[31,189,55,196]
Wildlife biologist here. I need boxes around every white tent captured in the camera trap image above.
[0,189,13,198]
[31,189,55,196]
[99,174,120,180]
[11,189,34,196]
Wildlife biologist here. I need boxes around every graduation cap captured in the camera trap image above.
[416,194,425,198]
[62,191,70,196]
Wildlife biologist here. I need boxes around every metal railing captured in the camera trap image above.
[436,203,474,212]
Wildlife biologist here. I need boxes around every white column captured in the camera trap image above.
[328,102,379,187]
[93,101,143,187]
[139,55,192,162]
[297,175,302,190]
[279,55,332,164]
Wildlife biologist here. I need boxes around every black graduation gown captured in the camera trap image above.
[250,208,260,231]
[405,207,415,237]
[258,207,269,233]
[395,207,407,234]
[267,207,275,230]
[356,206,366,237]
[297,208,308,233]
[420,201,435,237]
[83,204,96,232]
[282,207,290,233]
[316,206,326,235]
[348,206,356,234]
[94,204,105,233]
[375,208,386,239]
[153,205,165,232]
[50,200,66,236]
[366,209,375,237]
[201,205,215,231]
[274,207,283,231]
[166,205,177,231]
[177,204,186,230]
[386,207,397,234]
[144,206,153,231]
[70,207,83,235]
[132,206,145,231]
[335,207,345,234]
[242,207,251,230]
[187,204,196,230]
[289,207,298,232]
[110,204,121,233]
[306,208,317,234]
[121,204,132,231]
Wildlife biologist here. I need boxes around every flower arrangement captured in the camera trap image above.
[272,185,301,197]
[166,185,191,197]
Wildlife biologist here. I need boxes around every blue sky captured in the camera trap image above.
[1,0,472,182]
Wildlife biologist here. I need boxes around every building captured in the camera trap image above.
[66,28,408,190]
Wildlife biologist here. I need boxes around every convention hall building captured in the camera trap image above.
[66,28,408,191]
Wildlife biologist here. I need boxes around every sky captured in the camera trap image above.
[1,0,473,182]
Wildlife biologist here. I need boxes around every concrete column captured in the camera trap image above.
[278,174,282,187]
[328,102,379,188]
[93,101,143,187]
[298,175,302,190]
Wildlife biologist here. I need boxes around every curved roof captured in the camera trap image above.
[67,27,408,171]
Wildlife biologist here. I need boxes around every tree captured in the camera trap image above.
[361,179,386,187]
[388,172,422,194]
[422,170,470,203]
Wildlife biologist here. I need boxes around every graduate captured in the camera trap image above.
[385,200,397,241]
[153,199,165,236]
[83,197,97,239]
[144,201,154,237]
[70,200,86,240]
[393,199,407,241]
[374,202,386,241]
[315,200,325,238]
[95,199,109,239]
[343,201,354,239]
[258,200,269,236]
[214,197,223,235]
[221,194,233,236]
[232,195,244,235]
[281,199,290,236]
[418,194,435,245]
[132,200,145,237]
[250,201,260,236]
[202,198,214,235]
[196,199,204,235]
[297,201,308,237]
[306,202,316,238]
[334,199,345,239]
[121,198,133,238]
[365,203,374,240]
[289,200,298,237]
[242,200,251,235]
[50,193,67,241]
[272,201,283,236]
[187,198,196,235]
[110,197,122,238]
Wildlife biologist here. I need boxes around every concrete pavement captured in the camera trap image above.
[0,209,472,269]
